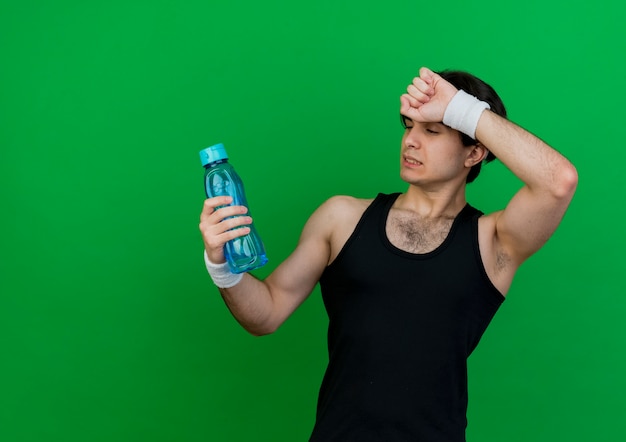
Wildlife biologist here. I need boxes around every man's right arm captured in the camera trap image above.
[199,196,335,336]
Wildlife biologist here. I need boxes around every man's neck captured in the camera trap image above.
[396,183,468,218]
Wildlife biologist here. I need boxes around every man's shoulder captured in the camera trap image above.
[310,195,375,229]
[320,194,377,219]
[312,195,378,264]
[324,194,375,209]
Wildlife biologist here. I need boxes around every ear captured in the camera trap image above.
[465,143,488,167]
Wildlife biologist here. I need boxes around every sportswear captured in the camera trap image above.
[309,193,504,441]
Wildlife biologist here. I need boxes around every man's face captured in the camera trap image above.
[399,116,472,187]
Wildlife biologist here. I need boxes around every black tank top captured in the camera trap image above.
[310,193,504,442]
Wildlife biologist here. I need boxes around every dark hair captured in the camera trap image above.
[437,70,507,183]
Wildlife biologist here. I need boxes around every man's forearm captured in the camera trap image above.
[218,274,278,337]
[476,110,577,196]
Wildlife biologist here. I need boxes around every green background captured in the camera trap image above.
[1,1,624,441]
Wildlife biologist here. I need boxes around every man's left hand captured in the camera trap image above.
[400,67,458,124]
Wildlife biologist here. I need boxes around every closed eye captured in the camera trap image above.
[426,123,447,134]
[400,115,413,129]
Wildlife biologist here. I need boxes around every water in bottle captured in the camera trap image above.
[200,143,268,273]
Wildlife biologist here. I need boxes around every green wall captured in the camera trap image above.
[1,1,624,441]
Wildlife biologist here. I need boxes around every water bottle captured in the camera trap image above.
[200,143,268,273]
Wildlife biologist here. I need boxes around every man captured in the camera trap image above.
[199,67,578,441]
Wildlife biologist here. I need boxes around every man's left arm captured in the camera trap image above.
[401,66,578,266]
[475,111,578,265]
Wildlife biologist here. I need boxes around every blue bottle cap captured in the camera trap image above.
[199,143,229,166]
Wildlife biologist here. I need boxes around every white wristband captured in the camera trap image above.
[203,250,243,288]
[442,89,491,139]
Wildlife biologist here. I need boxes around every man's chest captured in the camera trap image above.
[385,211,454,254]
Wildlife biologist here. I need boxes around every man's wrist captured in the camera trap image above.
[442,89,490,140]
[203,250,243,288]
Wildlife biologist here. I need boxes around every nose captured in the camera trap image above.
[403,126,421,149]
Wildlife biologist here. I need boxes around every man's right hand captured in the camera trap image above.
[199,196,253,264]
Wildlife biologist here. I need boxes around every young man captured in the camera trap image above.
[199,67,578,441]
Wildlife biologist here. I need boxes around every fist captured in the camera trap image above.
[400,67,458,124]
[199,196,252,264]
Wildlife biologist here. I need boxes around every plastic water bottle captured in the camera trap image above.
[200,143,268,273]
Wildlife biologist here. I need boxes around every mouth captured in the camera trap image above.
[402,155,423,167]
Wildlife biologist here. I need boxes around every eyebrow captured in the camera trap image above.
[401,118,448,130]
